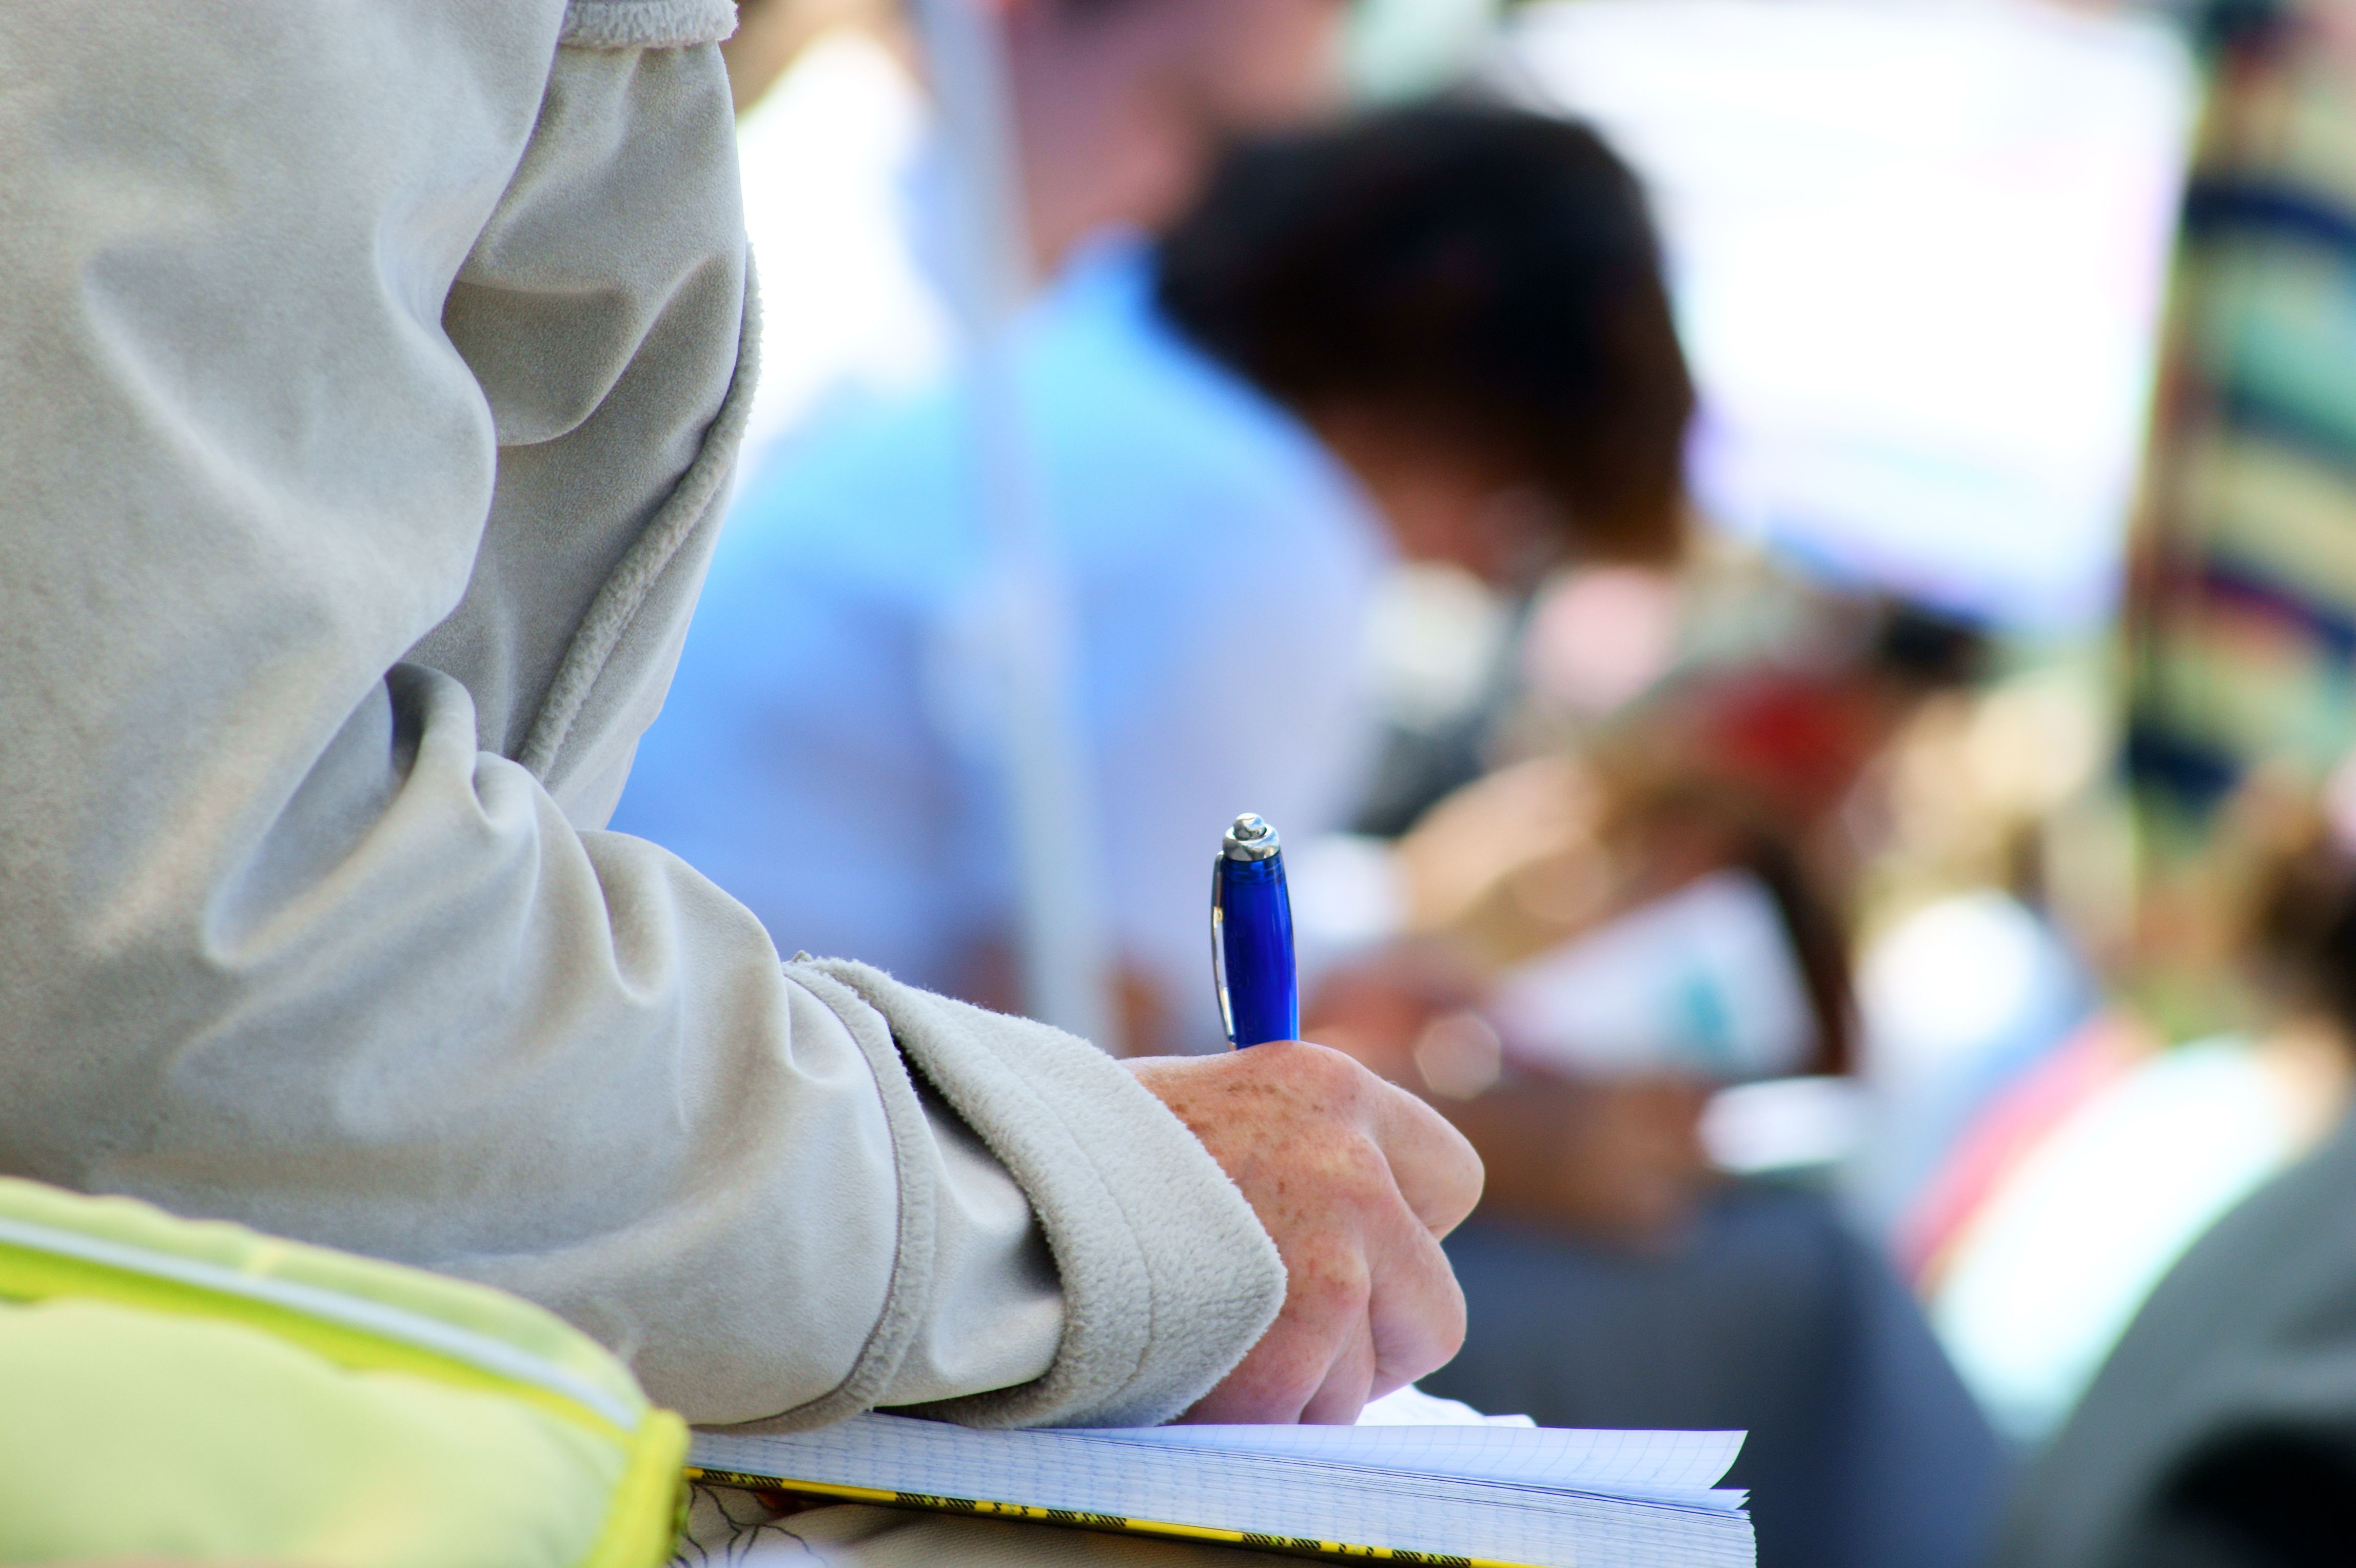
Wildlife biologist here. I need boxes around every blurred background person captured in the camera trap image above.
[2116,0,2356,1038]
[1303,580,2010,1568]
[1904,763,2356,1452]
[1995,777,2356,1567]
[1979,1,2356,1560]
[612,102,1692,1054]
[716,0,1353,466]
[1835,0,2356,1499]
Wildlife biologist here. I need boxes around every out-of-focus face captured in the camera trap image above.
[1163,0,1352,135]
[1313,405,1560,589]
[1004,0,1351,267]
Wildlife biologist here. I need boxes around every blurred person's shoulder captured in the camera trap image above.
[2001,1106,2356,1567]
[1032,233,1382,559]
[715,375,978,598]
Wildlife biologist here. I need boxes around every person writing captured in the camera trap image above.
[0,6,1477,1533]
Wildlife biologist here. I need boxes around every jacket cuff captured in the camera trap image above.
[797,959,1285,1428]
[559,0,737,50]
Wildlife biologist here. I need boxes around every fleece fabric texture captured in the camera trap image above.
[0,0,1286,1432]
[802,962,1285,1430]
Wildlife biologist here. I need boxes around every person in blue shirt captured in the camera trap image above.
[614,105,1693,1053]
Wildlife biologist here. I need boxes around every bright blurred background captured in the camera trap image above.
[613,1,2356,1562]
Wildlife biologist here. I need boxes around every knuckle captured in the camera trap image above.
[1379,1263,1467,1376]
[1341,1136,1395,1198]
[1295,1128,1390,1207]
[1437,1138,1485,1207]
[1294,1256,1372,1322]
[1287,1040,1369,1101]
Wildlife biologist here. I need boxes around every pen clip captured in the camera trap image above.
[1210,855,1234,1046]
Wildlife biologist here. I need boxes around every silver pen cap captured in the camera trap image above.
[1221,813,1282,862]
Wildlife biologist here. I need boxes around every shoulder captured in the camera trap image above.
[1025,265,1382,569]
[717,390,975,585]
[2006,1114,2356,1565]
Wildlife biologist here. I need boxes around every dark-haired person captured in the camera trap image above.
[613,104,1694,1057]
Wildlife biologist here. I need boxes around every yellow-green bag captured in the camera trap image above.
[0,1178,686,1566]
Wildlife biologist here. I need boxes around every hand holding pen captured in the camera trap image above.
[1112,811,1483,1421]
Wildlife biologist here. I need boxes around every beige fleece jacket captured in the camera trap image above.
[0,0,1283,1430]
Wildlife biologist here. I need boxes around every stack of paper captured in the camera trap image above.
[690,1409,1753,1567]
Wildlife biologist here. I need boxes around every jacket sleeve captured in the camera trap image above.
[0,0,1283,1428]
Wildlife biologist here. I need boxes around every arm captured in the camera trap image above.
[0,0,1280,1428]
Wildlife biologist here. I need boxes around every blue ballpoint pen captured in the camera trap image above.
[1211,813,1298,1047]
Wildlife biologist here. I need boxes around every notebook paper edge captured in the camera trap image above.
[686,1421,1758,1568]
[1065,1420,1748,1492]
[1050,1431,1747,1514]
[684,1465,1545,1568]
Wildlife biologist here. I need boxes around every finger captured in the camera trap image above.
[1364,1076,1485,1236]
[1297,1315,1377,1425]
[1181,1234,1370,1425]
[1180,1331,1317,1424]
[1363,1199,1468,1395]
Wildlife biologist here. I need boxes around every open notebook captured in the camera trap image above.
[687,1393,1753,1567]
